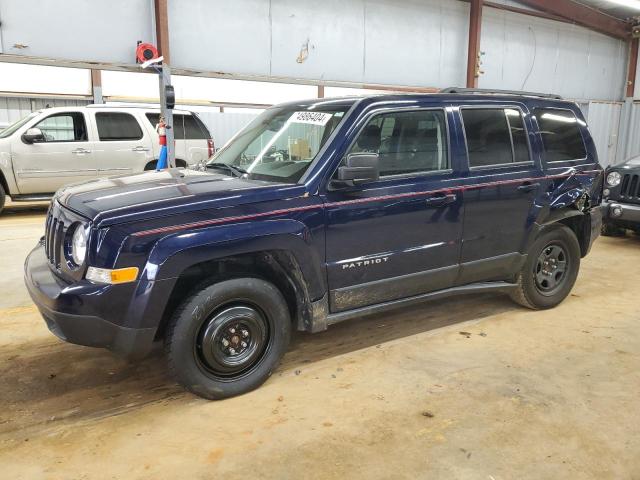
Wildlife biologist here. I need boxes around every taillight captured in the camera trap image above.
[207,139,214,158]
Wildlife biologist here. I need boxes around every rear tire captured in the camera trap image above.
[164,278,291,400]
[144,159,187,170]
[0,183,5,215]
[511,225,580,310]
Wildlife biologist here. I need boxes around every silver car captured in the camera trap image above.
[0,105,214,213]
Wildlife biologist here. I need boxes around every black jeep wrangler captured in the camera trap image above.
[602,157,640,235]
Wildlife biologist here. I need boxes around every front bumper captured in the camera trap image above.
[24,243,156,359]
[602,200,640,228]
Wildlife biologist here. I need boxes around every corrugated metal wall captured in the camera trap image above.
[583,102,622,168]
[481,9,627,101]
[0,96,90,128]
[615,101,640,164]
[196,111,260,149]
[167,0,627,101]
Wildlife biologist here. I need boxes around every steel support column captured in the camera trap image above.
[154,0,174,168]
[626,38,639,98]
[466,0,483,88]
[90,69,103,104]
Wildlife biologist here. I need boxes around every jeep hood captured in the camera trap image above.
[617,156,640,170]
[57,169,305,227]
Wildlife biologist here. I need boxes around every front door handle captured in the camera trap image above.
[517,182,540,193]
[71,148,91,154]
[131,146,150,152]
[425,193,457,207]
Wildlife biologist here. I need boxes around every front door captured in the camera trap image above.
[11,111,96,194]
[323,107,464,312]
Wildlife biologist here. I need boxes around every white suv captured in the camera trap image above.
[0,105,214,213]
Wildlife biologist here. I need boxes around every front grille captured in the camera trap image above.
[619,173,640,204]
[44,209,67,269]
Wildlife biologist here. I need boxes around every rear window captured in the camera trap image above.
[95,112,143,141]
[535,108,586,161]
[461,108,530,167]
[146,113,209,140]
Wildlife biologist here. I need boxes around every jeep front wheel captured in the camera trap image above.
[511,225,580,309]
[165,278,291,399]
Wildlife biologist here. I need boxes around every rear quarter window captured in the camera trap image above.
[534,108,586,161]
[145,113,209,140]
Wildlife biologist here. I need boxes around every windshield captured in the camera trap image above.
[207,104,350,183]
[0,112,39,139]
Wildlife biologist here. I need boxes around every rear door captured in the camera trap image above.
[455,105,543,284]
[323,106,464,312]
[91,110,154,177]
[10,110,97,194]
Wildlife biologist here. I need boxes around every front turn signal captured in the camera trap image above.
[86,266,139,285]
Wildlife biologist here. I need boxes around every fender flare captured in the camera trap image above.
[146,218,326,299]
[0,152,18,195]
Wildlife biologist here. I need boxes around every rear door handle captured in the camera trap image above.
[131,146,150,152]
[517,182,540,193]
[425,193,457,207]
[71,148,91,154]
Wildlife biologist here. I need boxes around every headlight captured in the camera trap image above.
[71,224,87,266]
[606,171,621,187]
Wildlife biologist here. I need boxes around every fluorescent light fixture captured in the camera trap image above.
[541,113,577,123]
[604,0,640,10]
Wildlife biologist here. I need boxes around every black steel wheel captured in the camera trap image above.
[165,278,291,399]
[534,243,568,296]
[511,225,580,310]
[195,304,269,379]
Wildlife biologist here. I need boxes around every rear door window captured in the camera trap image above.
[534,108,586,161]
[461,108,531,168]
[95,112,143,141]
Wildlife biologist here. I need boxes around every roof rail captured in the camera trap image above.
[439,87,562,100]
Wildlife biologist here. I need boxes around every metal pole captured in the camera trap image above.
[159,63,175,168]
[466,0,483,88]
[91,69,103,104]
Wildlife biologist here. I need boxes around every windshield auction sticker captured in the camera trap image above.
[290,111,332,126]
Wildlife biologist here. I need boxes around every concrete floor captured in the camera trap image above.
[0,200,639,480]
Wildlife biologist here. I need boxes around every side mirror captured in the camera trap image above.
[22,127,44,144]
[336,153,379,186]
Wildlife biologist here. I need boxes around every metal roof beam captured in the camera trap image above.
[515,0,630,39]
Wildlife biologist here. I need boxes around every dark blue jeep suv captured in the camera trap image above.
[25,90,604,399]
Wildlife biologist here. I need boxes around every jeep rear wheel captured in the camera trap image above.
[511,225,580,309]
[164,278,291,399]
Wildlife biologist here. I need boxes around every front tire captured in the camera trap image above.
[165,278,291,399]
[511,225,580,310]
